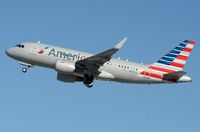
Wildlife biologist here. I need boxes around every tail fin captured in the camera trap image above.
[150,40,196,73]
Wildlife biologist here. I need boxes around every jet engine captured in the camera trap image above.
[57,73,83,83]
[55,60,75,73]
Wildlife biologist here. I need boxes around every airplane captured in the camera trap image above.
[5,37,196,88]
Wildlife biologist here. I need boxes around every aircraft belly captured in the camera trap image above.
[33,56,55,68]
[103,67,163,84]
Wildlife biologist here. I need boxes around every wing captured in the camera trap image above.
[75,37,128,75]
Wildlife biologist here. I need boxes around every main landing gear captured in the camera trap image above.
[83,74,94,88]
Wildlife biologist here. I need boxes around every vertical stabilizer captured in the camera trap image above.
[149,40,196,73]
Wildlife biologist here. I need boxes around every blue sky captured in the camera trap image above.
[0,0,200,132]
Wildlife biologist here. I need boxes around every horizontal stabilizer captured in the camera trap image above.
[163,71,186,82]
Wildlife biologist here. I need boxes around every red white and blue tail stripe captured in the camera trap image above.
[140,40,196,80]
[151,40,196,73]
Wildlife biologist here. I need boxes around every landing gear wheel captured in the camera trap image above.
[83,74,94,88]
[86,83,93,88]
[22,68,27,73]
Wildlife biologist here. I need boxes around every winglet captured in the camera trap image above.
[115,37,128,49]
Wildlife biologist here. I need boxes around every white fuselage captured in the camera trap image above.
[6,42,191,85]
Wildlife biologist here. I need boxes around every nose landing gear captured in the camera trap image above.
[22,67,28,73]
[19,62,33,73]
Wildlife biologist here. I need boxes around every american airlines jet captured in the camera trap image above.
[5,38,196,88]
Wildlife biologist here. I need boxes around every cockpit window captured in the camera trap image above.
[15,44,20,47]
[15,44,25,48]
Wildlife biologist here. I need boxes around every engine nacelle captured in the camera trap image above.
[57,73,83,83]
[55,60,75,73]
[57,73,76,83]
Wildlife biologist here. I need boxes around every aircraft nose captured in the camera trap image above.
[5,48,13,57]
[5,48,10,56]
